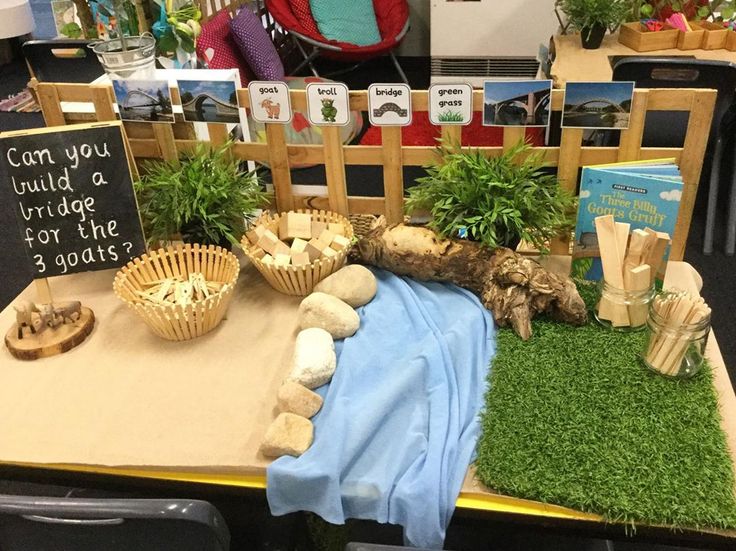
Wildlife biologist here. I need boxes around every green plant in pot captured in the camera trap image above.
[559,0,631,49]
[135,142,271,248]
[405,141,576,253]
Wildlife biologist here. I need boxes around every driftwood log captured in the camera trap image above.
[352,218,587,340]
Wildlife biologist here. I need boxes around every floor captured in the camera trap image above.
[0,54,733,550]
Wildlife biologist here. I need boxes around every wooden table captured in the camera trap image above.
[551,33,736,87]
[0,258,734,545]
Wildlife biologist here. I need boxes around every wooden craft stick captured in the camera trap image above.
[643,230,670,283]
[624,264,651,327]
[624,229,649,273]
[594,215,629,326]
[614,222,631,267]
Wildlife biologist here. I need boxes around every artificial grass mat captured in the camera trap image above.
[476,283,736,530]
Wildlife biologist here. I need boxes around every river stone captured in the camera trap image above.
[277,380,323,418]
[288,327,336,389]
[313,265,377,307]
[299,292,360,339]
[260,412,314,458]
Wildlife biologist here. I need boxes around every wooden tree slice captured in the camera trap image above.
[5,307,95,361]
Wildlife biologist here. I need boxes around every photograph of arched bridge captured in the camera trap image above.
[112,79,174,123]
[177,79,241,124]
[562,81,635,129]
[483,80,552,127]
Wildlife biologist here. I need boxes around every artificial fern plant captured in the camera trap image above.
[135,142,270,247]
[405,141,576,252]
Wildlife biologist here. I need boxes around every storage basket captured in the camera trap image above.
[113,244,240,341]
[242,209,354,296]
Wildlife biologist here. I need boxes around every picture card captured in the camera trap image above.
[0,122,146,278]
[368,83,412,126]
[112,79,174,124]
[177,79,241,124]
[305,82,350,126]
[428,83,473,126]
[482,80,552,127]
[562,81,635,129]
[248,81,293,124]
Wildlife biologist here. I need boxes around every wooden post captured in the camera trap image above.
[381,126,404,224]
[503,127,526,152]
[207,124,229,146]
[441,125,461,146]
[550,127,584,254]
[322,126,349,216]
[36,83,66,126]
[265,123,295,212]
[617,89,648,162]
[672,89,717,261]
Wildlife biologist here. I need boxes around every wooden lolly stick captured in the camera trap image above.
[624,229,649,272]
[648,295,694,369]
[643,230,670,283]
[595,215,629,326]
[614,222,631,267]
[624,264,651,327]
[660,307,707,375]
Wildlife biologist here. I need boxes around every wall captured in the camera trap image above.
[396,0,430,57]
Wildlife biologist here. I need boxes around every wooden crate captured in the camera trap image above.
[677,27,706,50]
[695,21,729,49]
[31,82,717,262]
[726,29,736,51]
[619,22,679,51]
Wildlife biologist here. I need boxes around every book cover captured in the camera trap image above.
[573,161,683,280]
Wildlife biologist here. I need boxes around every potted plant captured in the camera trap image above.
[405,142,576,252]
[559,0,631,49]
[135,142,271,248]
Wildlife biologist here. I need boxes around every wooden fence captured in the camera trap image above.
[34,82,716,259]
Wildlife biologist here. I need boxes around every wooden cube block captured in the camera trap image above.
[273,240,291,257]
[274,253,291,266]
[330,234,351,251]
[245,224,266,245]
[262,254,274,265]
[327,222,346,237]
[305,238,328,262]
[250,246,266,259]
[321,247,337,259]
[279,212,312,240]
[257,230,280,255]
[318,229,336,245]
[310,220,327,238]
[291,237,308,253]
[291,252,311,267]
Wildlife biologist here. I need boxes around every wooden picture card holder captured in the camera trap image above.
[33,82,717,262]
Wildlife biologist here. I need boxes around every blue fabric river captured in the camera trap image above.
[267,269,495,548]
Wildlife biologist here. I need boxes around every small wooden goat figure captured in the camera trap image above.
[13,300,38,339]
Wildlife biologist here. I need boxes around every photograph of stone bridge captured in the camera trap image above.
[177,79,241,124]
[562,81,634,129]
[483,80,552,127]
[111,79,174,123]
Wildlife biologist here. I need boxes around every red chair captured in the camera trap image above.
[265,0,410,83]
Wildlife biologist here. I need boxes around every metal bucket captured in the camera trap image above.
[90,34,156,80]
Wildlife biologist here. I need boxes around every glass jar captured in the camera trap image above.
[641,293,711,379]
[594,279,656,332]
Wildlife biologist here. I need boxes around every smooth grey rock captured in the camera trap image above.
[298,292,360,339]
[314,265,377,307]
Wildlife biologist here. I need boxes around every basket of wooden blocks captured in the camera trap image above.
[112,244,240,341]
[241,210,354,296]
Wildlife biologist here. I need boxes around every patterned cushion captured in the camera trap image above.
[195,10,253,85]
[309,0,382,46]
[230,8,285,81]
[289,0,320,35]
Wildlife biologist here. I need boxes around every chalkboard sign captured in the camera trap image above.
[0,122,146,278]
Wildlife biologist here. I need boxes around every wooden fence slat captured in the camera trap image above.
[152,124,179,164]
[322,126,349,215]
[503,127,526,152]
[37,83,66,126]
[672,89,717,260]
[207,124,229,146]
[265,123,295,212]
[550,127,584,255]
[441,125,462,146]
[381,126,404,224]
[292,195,385,215]
[91,85,117,122]
[617,89,649,162]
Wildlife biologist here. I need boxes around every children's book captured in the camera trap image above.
[573,159,683,281]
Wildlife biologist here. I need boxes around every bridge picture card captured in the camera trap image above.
[176,77,241,125]
[562,81,635,130]
[482,80,552,127]
[0,122,147,279]
[111,79,174,124]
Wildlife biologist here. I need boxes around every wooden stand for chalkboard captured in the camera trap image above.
[4,278,95,361]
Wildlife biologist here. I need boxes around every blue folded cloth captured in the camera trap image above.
[267,269,495,548]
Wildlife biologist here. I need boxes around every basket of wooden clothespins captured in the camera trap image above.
[113,244,240,341]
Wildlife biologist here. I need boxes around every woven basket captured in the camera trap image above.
[113,244,240,341]
[242,209,354,296]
